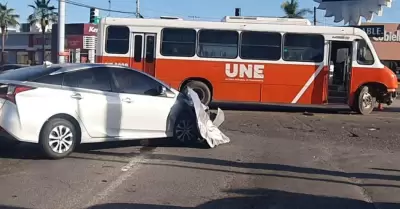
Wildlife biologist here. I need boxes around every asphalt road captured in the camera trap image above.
[1,103,400,209]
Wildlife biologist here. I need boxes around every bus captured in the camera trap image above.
[96,16,398,115]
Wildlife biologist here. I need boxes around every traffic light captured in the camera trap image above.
[90,8,100,24]
[235,8,241,16]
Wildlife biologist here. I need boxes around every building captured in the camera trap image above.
[0,32,51,64]
[360,23,400,74]
[0,23,97,65]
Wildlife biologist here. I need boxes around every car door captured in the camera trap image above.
[109,67,177,139]
[62,67,122,138]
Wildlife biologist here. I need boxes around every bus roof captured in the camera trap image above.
[101,16,365,36]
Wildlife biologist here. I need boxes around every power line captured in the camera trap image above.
[58,0,137,15]
[58,0,220,20]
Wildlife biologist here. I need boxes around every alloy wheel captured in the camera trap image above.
[176,119,196,142]
[48,125,73,154]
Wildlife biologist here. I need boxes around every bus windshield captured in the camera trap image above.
[357,39,374,65]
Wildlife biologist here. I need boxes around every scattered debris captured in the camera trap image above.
[349,132,359,137]
[303,112,314,116]
[367,127,380,131]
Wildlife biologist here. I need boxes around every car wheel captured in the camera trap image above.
[173,112,202,146]
[40,118,77,159]
[355,86,376,115]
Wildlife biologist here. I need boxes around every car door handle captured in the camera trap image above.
[121,97,132,103]
[71,93,82,100]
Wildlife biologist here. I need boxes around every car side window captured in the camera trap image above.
[63,68,112,92]
[110,68,161,96]
[34,74,64,85]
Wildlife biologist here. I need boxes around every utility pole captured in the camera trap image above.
[313,6,316,25]
[108,0,111,16]
[58,0,66,63]
[136,0,140,18]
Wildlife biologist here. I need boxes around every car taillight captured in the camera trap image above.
[0,85,35,104]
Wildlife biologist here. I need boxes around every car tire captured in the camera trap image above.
[183,81,212,106]
[173,112,202,146]
[39,118,77,159]
[354,86,376,115]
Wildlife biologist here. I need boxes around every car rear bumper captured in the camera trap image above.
[0,100,38,143]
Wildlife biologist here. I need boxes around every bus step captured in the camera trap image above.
[328,97,347,104]
[328,90,347,98]
[328,85,346,91]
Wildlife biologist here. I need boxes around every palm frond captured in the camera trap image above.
[281,0,311,18]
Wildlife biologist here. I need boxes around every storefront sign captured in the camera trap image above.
[355,25,385,37]
[33,35,51,46]
[372,30,400,42]
[83,24,98,36]
[65,35,83,49]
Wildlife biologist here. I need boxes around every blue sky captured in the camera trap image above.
[4,0,400,26]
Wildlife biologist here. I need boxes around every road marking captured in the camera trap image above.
[292,63,325,104]
[85,156,147,207]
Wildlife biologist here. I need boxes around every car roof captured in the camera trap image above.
[49,63,126,74]
[2,64,26,66]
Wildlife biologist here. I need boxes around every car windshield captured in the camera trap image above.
[0,65,62,81]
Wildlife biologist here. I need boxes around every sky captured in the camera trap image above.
[4,0,400,27]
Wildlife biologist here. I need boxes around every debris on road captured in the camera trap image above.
[187,88,230,148]
[303,112,314,116]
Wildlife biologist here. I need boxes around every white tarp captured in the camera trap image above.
[186,88,230,148]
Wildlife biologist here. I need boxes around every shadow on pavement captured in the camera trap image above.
[143,154,400,183]
[2,188,398,209]
[0,138,202,160]
[211,102,354,115]
[212,102,400,115]
[371,168,400,173]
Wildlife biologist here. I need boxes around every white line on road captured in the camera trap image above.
[84,156,147,207]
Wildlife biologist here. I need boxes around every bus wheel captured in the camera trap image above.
[355,86,376,115]
[184,81,212,105]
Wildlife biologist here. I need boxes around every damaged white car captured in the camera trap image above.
[0,63,229,159]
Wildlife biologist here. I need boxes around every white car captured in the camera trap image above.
[0,63,200,159]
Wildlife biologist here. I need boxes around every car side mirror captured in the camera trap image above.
[158,86,175,98]
[159,86,167,95]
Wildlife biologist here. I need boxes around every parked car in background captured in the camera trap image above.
[0,64,29,72]
[0,63,200,159]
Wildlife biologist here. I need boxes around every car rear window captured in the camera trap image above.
[0,65,62,81]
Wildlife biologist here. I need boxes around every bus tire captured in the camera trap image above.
[184,81,212,105]
[355,86,376,115]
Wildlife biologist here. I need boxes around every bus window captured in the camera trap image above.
[161,28,196,57]
[197,30,238,59]
[283,33,324,62]
[134,35,143,62]
[240,31,281,60]
[356,39,374,65]
[105,26,130,54]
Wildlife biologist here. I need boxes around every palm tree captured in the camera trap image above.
[281,0,312,18]
[0,3,19,65]
[28,0,58,64]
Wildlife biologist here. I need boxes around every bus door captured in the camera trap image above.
[327,40,353,104]
[143,34,156,76]
[129,32,156,77]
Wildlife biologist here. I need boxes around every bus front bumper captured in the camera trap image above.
[383,90,397,105]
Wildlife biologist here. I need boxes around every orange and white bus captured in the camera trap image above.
[96,16,398,114]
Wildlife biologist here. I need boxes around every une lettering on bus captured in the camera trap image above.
[225,63,264,79]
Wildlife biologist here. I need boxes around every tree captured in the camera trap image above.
[0,3,19,65]
[28,0,58,64]
[281,0,312,18]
